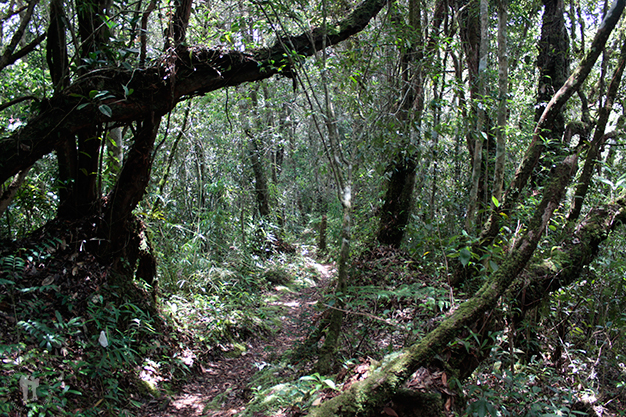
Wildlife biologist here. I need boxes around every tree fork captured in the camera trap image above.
[100,113,162,272]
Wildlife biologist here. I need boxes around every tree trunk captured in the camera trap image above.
[530,0,570,188]
[248,134,271,218]
[376,0,447,247]
[100,113,162,275]
[454,0,496,232]
[310,151,582,416]
[377,157,417,247]
[451,0,625,288]
[492,0,508,205]
[318,214,328,254]
[0,167,32,219]
[465,0,489,231]
[316,189,351,374]
[313,10,354,369]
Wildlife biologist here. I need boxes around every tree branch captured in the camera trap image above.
[309,150,581,416]
[0,0,39,71]
[0,96,38,112]
[0,0,389,185]
[452,0,626,287]
[0,33,47,72]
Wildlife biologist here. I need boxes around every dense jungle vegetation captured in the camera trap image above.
[2,0,626,415]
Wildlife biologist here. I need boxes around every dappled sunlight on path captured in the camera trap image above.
[144,260,335,417]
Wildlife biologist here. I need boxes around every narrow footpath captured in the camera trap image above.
[145,261,335,417]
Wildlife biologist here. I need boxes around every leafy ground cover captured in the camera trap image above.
[1,222,625,416]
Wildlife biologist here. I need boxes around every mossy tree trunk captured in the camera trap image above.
[376,0,446,247]
[309,151,584,416]
[451,0,625,288]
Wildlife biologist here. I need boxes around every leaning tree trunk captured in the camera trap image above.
[451,0,625,288]
[567,34,626,223]
[0,167,32,218]
[309,149,582,416]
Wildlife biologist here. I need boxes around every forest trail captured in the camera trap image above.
[146,260,335,417]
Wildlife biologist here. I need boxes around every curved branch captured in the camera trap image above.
[0,96,38,112]
[0,0,40,71]
[0,0,390,185]
[0,33,47,72]
[0,166,32,218]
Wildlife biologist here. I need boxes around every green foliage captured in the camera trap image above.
[160,261,281,353]
[466,360,593,417]
[1,162,59,239]
[0,241,185,416]
[242,368,338,416]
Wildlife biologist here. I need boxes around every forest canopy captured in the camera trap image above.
[1,0,626,415]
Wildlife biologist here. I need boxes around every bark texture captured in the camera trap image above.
[377,158,417,247]
[100,114,162,268]
[376,0,446,247]
[531,0,570,187]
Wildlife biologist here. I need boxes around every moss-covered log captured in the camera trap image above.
[309,153,578,416]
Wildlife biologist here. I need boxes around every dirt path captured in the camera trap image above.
[145,261,335,417]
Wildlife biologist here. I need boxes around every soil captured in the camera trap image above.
[143,261,336,417]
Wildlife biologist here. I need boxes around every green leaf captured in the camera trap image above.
[322,379,336,390]
[99,104,112,118]
[596,177,614,189]
[491,196,500,208]
[489,260,499,272]
[94,90,110,99]
[459,248,472,267]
